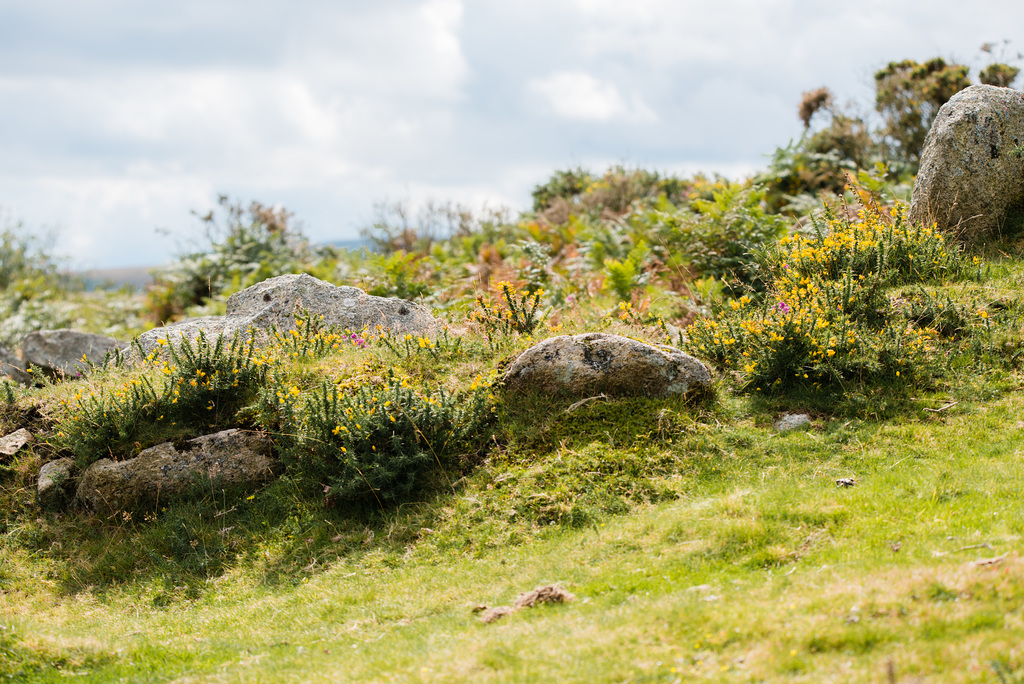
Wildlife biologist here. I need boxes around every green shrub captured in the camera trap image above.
[642,182,787,295]
[275,373,492,505]
[469,281,547,339]
[604,240,650,302]
[684,196,974,393]
[531,167,594,212]
[53,330,269,466]
[365,251,433,301]
[874,58,970,166]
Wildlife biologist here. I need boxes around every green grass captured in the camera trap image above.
[5,381,1024,681]
[6,197,1024,681]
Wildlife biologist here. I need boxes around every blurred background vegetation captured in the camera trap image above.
[0,51,1019,347]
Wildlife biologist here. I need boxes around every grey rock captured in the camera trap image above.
[0,344,31,384]
[134,274,437,357]
[909,85,1024,240]
[37,458,76,510]
[76,429,275,515]
[22,329,124,377]
[501,333,712,398]
[775,413,812,432]
[131,316,226,359]
[0,428,32,458]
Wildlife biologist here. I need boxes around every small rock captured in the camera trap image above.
[76,429,275,515]
[0,344,31,384]
[37,458,76,510]
[134,274,439,357]
[479,584,575,624]
[501,333,712,399]
[910,84,1024,241]
[21,329,124,377]
[775,413,811,432]
[512,583,576,609]
[0,428,32,458]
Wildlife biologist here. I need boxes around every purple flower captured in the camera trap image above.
[776,301,791,314]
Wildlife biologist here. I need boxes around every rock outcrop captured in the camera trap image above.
[0,344,31,384]
[775,413,811,432]
[909,84,1024,240]
[501,333,712,399]
[134,274,438,356]
[37,458,75,510]
[21,329,123,377]
[76,429,275,514]
[0,428,32,459]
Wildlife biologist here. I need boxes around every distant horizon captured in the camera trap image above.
[2,0,1021,269]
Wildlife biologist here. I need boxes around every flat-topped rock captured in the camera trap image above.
[135,274,438,356]
[76,429,275,515]
[21,329,123,377]
[501,333,712,399]
[0,428,32,458]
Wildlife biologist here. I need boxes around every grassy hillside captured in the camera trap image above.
[3,194,1024,681]
[4,64,1024,677]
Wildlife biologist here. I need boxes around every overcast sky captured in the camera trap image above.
[1,0,1021,269]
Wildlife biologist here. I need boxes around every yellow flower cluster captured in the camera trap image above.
[686,199,953,390]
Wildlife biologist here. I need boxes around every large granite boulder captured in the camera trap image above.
[134,274,438,356]
[76,429,275,514]
[21,329,124,377]
[909,85,1024,240]
[501,333,712,399]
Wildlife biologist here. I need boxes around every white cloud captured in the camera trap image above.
[529,71,657,122]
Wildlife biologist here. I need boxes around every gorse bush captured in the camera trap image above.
[378,326,462,362]
[272,310,350,361]
[684,193,975,393]
[275,373,492,505]
[54,374,163,467]
[469,281,547,338]
[161,329,269,423]
[772,195,966,286]
[54,330,269,466]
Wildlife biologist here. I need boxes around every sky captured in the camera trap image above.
[0,0,1021,269]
